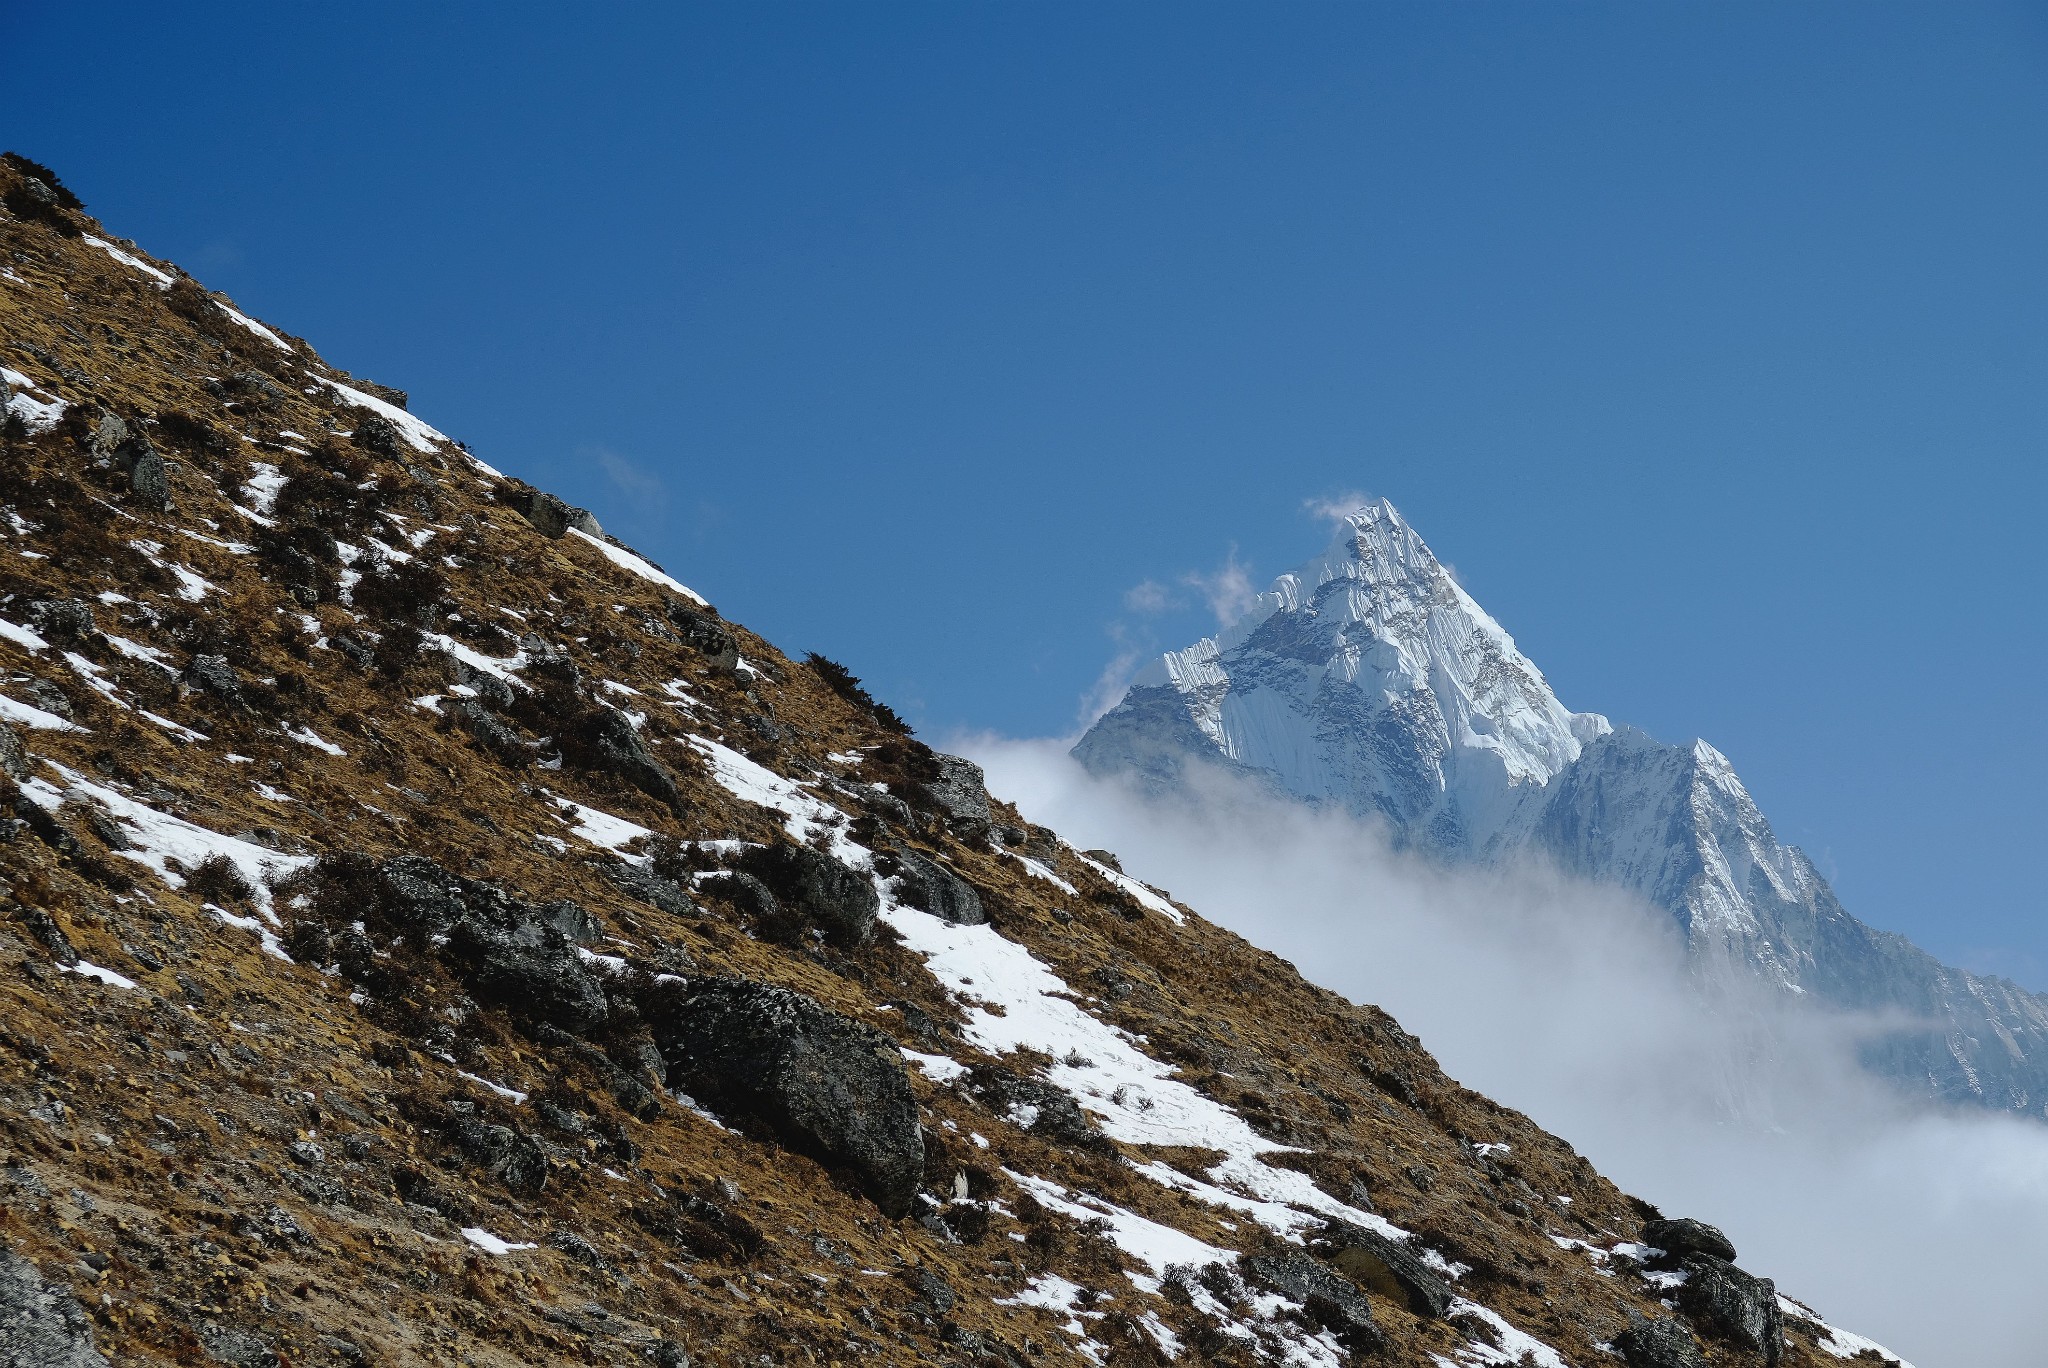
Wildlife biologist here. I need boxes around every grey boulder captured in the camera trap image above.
[734,841,880,945]
[1678,1254,1781,1363]
[1244,1250,1384,1352]
[649,977,924,1217]
[1642,1216,1737,1263]
[891,849,984,926]
[1316,1219,1454,1318]
[1614,1315,1705,1368]
[924,753,992,841]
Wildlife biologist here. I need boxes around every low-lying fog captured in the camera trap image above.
[963,736,2048,1368]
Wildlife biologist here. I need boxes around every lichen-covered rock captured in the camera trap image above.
[601,860,699,919]
[451,1119,550,1196]
[1641,1216,1737,1263]
[890,848,984,926]
[0,1249,111,1368]
[965,1063,1107,1152]
[451,697,531,767]
[1614,1314,1706,1368]
[503,481,601,539]
[183,653,242,703]
[734,841,879,945]
[443,915,610,1033]
[573,707,680,808]
[924,753,992,841]
[24,599,101,651]
[666,600,737,671]
[1316,1218,1453,1318]
[0,720,28,782]
[1244,1249,1384,1352]
[650,977,923,1217]
[1677,1254,1781,1362]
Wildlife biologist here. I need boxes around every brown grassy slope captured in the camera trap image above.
[0,155,1858,1368]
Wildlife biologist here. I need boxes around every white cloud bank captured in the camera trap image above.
[961,736,2048,1368]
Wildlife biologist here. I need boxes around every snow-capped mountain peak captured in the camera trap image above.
[1079,497,2048,1119]
[1098,497,1591,850]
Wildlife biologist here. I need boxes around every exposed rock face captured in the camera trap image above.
[572,707,680,808]
[1642,1216,1737,1263]
[1678,1255,1782,1362]
[1316,1218,1453,1318]
[0,720,29,782]
[965,1063,1108,1152]
[1244,1250,1384,1352]
[183,654,242,703]
[1075,497,2048,1121]
[734,841,880,946]
[650,977,924,1217]
[1614,1315,1706,1368]
[0,1250,110,1368]
[924,753,992,842]
[666,600,738,671]
[502,481,602,539]
[24,600,99,651]
[891,848,985,926]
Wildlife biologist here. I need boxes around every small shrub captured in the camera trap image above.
[804,652,911,734]
[186,853,253,905]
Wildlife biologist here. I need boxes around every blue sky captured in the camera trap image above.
[8,3,2044,985]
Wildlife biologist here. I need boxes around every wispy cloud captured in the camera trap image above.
[1302,489,1376,526]
[588,444,667,513]
[1180,546,1256,627]
[1122,579,1175,615]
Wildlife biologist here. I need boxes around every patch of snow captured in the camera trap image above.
[1074,852,1185,924]
[0,694,81,731]
[1433,1301,1570,1368]
[1008,851,1078,894]
[82,235,173,286]
[1779,1297,1914,1366]
[0,617,51,652]
[284,724,346,756]
[902,1049,968,1084]
[460,1227,536,1255]
[21,763,312,915]
[62,960,138,990]
[138,710,208,743]
[311,375,494,472]
[215,303,290,350]
[0,371,66,433]
[551,793,655,854]
[566,528,706,604]
[243,462,287,516]
[458,1071,529,1105]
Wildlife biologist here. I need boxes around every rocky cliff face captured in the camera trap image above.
[0,152,1902,1366]
[1078,500,2048,1121]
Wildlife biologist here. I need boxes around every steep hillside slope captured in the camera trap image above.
[1077,499,2048,1121]
[0,155,1901,1367]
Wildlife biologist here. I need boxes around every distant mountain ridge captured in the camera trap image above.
[1077,499,2048,1119]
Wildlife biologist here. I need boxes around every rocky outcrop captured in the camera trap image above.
[501,480,602,539]
[1614,1315,1706,1368]
[1315,1219,1453,1318]
[0,1250,110,1368]
[1677,1255,1781,1363]
[1244,1250,1384,1352]
[891,848,984,926]
[924,754,992,842]
[1642,1217,1737,1263]
[649,977,924,1217]
[733,841,880,946]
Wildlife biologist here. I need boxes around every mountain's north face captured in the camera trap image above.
[1077,499,2048,1121]
[0,152,1914,1367]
